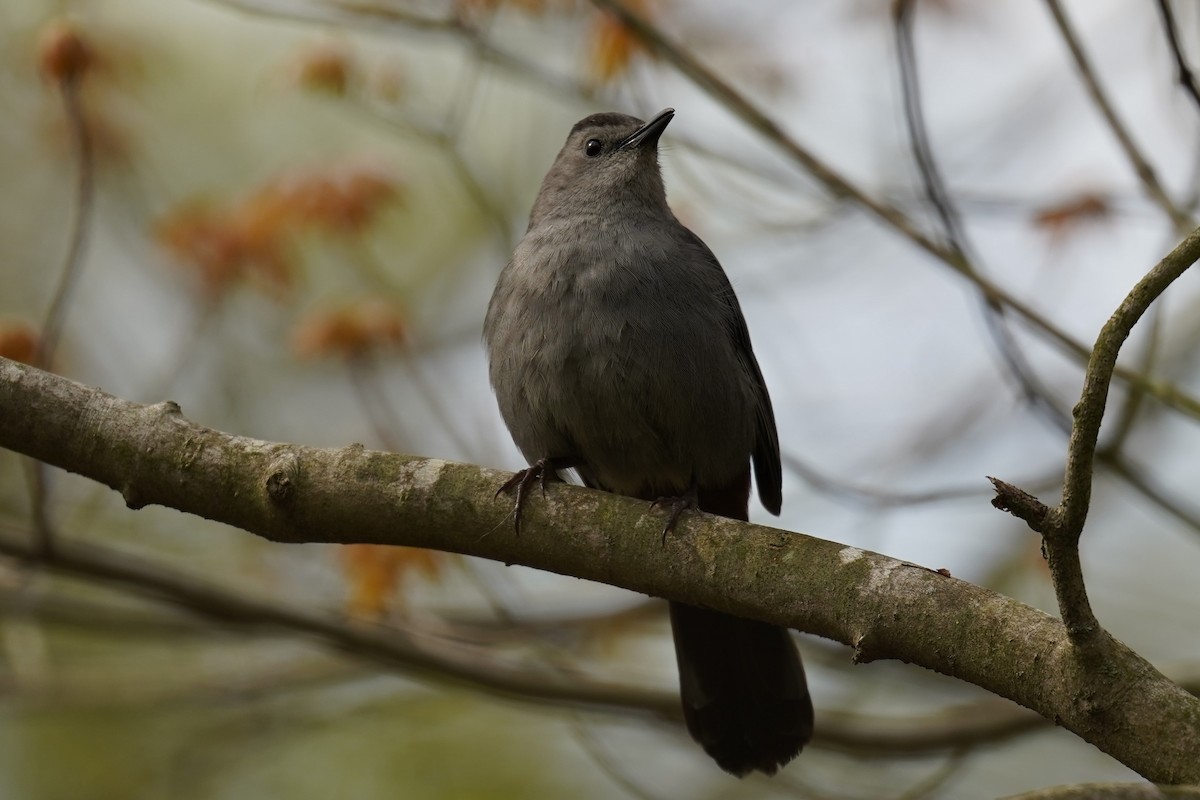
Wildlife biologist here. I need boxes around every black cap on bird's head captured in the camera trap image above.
[528,108,675,227]
[569,107,674,153]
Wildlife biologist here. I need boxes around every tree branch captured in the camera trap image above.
[2,358,1200,781]
[1003,784,1200,800]
[1044,0,1194,234]
[893,0,1071,432]
[0,517,1058,758]
[0,521,674,718]
[1154,0,1200,122]
[993,226,1200,646]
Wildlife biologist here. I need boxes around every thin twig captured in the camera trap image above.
[23,460,55,555]
[0,525,678,719]
[1154,0,1200,117]
[1044,0,1193,234]
[893,0,1070,431]
[1100,449,1200,535]
[785,450,1058,511]
[28,74,96,555]
[893,0,967,255]
[203,0,589,100]
[1103,137,1200,484]
[1050,222,1200,632]
[347,356,406,452]
[203,0,459,33]
[350,98,515,252]
[1102,309,1162,455]
[1056,227,1200,538]
[892,748,969,800]
[349,351,478,461]
[589,0,948,260]
[37,80,94,366]
[570,717,668,800]
[399,352,477,459]
[993,226,1200,640]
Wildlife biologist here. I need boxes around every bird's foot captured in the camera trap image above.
[496,456,576,534]
[651,482,699,546]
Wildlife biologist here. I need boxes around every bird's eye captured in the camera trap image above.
[585,139,603,157]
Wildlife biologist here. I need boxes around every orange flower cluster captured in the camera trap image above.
[450,0,652,83]
[292,42,353,96]
[155,161,403,298]
[37,19,93,86]
[292,299,408,359]
[455,0,565,15]
[275,161,402,235]
[1032,193,1112,238]
[35,17,137,169]
[341,544,446,619]
[589,0,652,82]
[156,199,292,298]
[0,321,39,364]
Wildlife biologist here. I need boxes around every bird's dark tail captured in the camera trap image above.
[668,473,813,776]
[669,602,812,776]
[579,470,813,776]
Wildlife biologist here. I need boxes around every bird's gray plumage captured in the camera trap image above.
[484,109,810,776]
[486,111,777,506]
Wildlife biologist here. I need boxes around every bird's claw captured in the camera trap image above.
[496,457,572,534]
[651,484,699,547]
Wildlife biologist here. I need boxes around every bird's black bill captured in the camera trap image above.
[618,107,675,151]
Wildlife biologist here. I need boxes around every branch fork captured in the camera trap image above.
[991,227,1200,642]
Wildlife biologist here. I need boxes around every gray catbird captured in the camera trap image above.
[483,108,813,776]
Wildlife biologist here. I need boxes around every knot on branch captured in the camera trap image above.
[989,476,1050,533]
[121,482,146,510]
[265,451,301,506]
[152,400,182,418]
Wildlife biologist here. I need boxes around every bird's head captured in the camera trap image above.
[528,108,674,227]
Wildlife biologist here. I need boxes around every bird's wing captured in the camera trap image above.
[680,227,782,515]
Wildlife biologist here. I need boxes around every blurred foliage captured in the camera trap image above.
[4,0,1200,797]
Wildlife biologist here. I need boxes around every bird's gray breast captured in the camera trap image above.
[484,221,758,496]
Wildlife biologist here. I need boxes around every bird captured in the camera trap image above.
[483,108,813,776]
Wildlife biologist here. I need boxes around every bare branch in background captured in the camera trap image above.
[893,0,1070,432]
[0,507,1106,762]
[784,450,1059,511]
[1043,0,1194,234]
[206,0,592,100]
[348,99,517,253]
[1003,783,1200,800]
[1154,0,1200,118]
[1100,452,1200,535]
[27,21,101,556]
[35,21,96,368]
